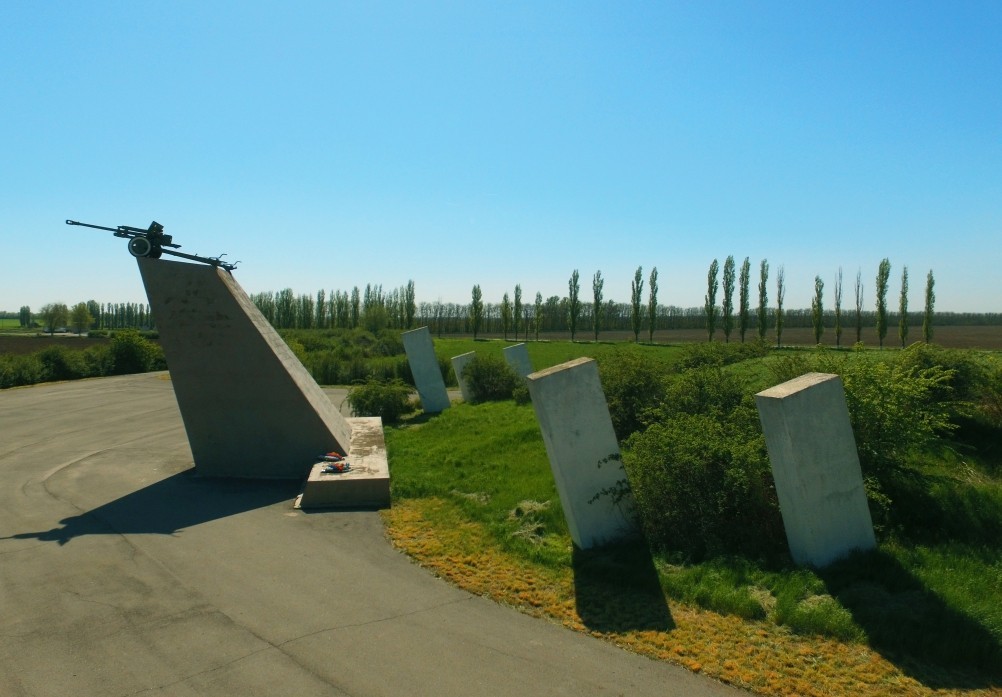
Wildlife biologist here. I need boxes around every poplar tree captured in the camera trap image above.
[513,284,522,340]
[811,275,824,345]
[854,270,864,344]
[876,258,891,348]
[738,257,751,342]
[833,268,843,348]
[592,270,604,341]
[775,265,786,348]
[470,285,484,339]
[630,266,644,342]
[501,292,512,340]
[568,270,581,341]
[722,255,736,342]
[898,266,909,348]
[647,267,658,342]
[534,292,543,340]
[923,270,935,343]
[705,259,719,341]
[757,259,769,341]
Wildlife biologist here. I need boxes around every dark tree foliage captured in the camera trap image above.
[705,259,719,342]
[876,258,891,348]
[738,257,750,343]
[568,269,581,341]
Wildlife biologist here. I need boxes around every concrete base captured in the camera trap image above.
[755,372,876,567]
[297,417,390,509]
[503,343,533,378]
[527,357,636,549]
[137,257,352,478]
[402,326,450,413]
[451,351,476,402]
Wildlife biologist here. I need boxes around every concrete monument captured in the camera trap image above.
[451,351,476,403]
[502,343,533,378]
[138,257,356,480]
[402,326,450,413]
[527,357,636,549]
[755,372,876,567]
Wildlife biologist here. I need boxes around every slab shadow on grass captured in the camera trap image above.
[572,540,674,633]
[820,548,1001,689]
[3,469,301,545]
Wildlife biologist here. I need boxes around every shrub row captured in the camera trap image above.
[0,331,166,389]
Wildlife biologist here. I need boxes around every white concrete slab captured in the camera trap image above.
[755,372,876,567]
[402,326,450,413]
[451,351,476,403]
[503,343,533,378]
[527,357,637,549]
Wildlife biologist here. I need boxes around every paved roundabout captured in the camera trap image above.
[0,373,746,696]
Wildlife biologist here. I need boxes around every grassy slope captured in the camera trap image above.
[382,341,1002,696]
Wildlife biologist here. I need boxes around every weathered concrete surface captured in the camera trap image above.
[138,257,352,478]
[297,416,390,509]
[503,342,533,378]
[527,357,637,549]
[401,326,450,413]
[0,374,747,697]
[451,351,476,402]
[755,372,876,567]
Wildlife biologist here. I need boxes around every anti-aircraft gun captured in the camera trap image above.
[66,219,239,271]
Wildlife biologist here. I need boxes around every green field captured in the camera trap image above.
[381,339,1002,696]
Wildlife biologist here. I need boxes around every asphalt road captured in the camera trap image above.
[0,373,747,697]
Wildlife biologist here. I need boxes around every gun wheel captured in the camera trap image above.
[128,237,153,258]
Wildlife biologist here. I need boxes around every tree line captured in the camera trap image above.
[13,258,1001,342]
[14,301,153,334]
[237,258,951,347]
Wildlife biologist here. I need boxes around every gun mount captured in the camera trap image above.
[66,219,239,271]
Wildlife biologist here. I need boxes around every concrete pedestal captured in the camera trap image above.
[755,372,876,567]
[296,417,390,509]
[527,357,636,549]
[451,351,476,403]
[402,326,450,413]
[137,257,358,479]
[503,343,533,378]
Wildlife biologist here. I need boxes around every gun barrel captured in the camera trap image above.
[66,220,118,233]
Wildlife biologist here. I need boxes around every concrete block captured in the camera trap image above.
[297,417,390,509]
[503,343,533,378]
[451,351,476,403]
[402,326,450,413]
[137,257,352,478]
[755,372,876,567]
[527,357,636,549]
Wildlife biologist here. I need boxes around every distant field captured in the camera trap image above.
[472,324,1002,351]
[0,318,23,329]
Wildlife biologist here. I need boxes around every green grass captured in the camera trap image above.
[0,318,27,330]
[385,400,572,566]
[432,337,686,377]
[384,343,1002,684]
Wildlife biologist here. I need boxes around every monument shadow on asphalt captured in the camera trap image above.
[4,469,301,545]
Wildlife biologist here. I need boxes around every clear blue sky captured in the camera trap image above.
[2,1,1000,313]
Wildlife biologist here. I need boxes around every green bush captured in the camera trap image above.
[109,330,164,375]
[38,345,89,381]
[625,399,783,561]
[462,355,521,402]
[347,379,416,423]
[0,354,44,389]
[598,349,667,439]
[675,340,768,371]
